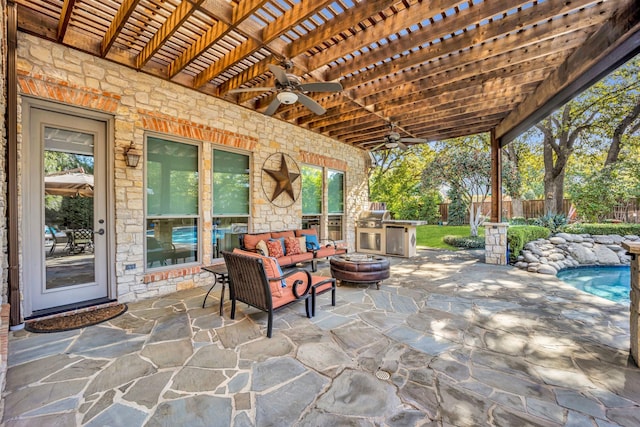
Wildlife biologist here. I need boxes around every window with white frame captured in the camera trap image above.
[145,136,200,269]
[212,148,250,258]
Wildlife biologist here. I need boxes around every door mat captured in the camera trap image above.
[25,304,128,333]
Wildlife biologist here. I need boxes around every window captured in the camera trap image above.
[328,170,345,240]
[212,149,250,257]
[146,136,199,268]
[301,165,322,231]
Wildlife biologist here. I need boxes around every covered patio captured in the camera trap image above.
[4,252,639,425]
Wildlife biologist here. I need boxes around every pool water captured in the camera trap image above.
[557,266,631,304]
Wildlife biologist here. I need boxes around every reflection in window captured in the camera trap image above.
[213,149,250,258]
[146,136,199,268]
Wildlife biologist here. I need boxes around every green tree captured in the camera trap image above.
[369,145,441,222]
[532,56,640,215]
[446,186,467,226]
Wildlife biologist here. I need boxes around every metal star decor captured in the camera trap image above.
[263,153,300,202]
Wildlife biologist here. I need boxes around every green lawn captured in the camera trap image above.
[416,225,485,250]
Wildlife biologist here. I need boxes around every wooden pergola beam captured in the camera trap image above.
[101,0,141,57]
[57,0,76,42]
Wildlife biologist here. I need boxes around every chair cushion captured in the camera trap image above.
[314,246,336,258]
[243,233,272,251]
[232,248,283,297]
[267,239,285,258]
[284,236,301,255]
[271,230,295,239]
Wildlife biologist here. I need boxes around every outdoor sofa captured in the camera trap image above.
[238,228,347,271]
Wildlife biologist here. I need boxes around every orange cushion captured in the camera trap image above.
[243,233,271,251]
[284,237,301,255]
[232,248,282,297]
[271,230,295,239]
[295,229,318,238]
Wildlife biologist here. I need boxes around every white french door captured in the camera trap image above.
[25,107,110,314]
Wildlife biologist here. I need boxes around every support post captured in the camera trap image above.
[490,128,502,223]
[622,242,640,366]
[485,129,508,265]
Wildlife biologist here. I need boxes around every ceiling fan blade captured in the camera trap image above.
[264,98,282,116]
[298,82,343,92]
[296,93,326,115]
[397,141,408,150]
[268,64,290,85]
[400,137,429,144]
[369,142,386,151]
[227,87,273,94]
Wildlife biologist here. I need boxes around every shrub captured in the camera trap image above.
[507,225,550,262]
[443,235,485,249]
[510,217,527,225]
[533,213,566,233]
[561,223,640,236]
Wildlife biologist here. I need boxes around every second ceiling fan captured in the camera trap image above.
[369,123,429,151]
[228,61,342,116]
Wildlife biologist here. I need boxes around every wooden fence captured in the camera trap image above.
[438,198,639,224]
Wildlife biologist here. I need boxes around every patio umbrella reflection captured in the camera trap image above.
[44,167,94,197]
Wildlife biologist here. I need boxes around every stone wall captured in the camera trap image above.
[514,233,639,275]
[14,33,369,308]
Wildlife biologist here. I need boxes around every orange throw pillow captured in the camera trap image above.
[266,239,284,258]
[284,237,301,255]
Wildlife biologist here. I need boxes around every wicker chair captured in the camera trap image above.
[221,250,335,338]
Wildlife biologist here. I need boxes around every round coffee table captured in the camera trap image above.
[329,254,390,289]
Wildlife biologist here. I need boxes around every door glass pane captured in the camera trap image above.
[44,127,95,289]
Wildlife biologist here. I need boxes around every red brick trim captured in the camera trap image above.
[143,265,204,284]
[17,71,120,113]
[300,151,346,170]
[139,109,258,151]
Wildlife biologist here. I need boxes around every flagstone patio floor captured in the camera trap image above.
[2,249,640,426]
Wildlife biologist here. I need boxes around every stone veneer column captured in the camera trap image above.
[484,222,508,265]
[622,242,640,366]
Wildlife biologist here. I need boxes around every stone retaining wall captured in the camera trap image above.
[514,233,639,275]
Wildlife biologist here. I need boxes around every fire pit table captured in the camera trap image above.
[329,253,390,289]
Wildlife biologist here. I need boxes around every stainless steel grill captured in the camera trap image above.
[356,210,391,228]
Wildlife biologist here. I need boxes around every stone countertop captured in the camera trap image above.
[382,220,428,226]
[622,241,640,254]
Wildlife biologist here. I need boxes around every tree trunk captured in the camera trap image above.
[544,171,565,215]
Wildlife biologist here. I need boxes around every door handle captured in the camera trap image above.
[94,229,105,235]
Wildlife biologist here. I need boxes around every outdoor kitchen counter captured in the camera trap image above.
[383,220,428,226]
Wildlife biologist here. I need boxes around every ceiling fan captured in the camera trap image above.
[369,123,429,151]
[227,61,342,116]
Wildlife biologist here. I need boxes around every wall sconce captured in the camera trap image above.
[124,142,142,168]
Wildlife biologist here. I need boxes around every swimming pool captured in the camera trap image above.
[557,266,631,304]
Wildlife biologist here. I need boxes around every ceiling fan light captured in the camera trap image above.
[277,91,298,104]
